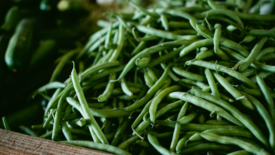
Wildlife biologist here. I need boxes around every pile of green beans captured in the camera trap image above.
[24,0,275,154]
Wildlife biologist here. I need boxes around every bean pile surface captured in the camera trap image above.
[11,0,275,154]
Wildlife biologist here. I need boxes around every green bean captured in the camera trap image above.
[50,50,78,82]
[207,15,238,27]
[92,82,108,90]
[240,35,256,44]
[189,88,269,147]
[135,24,198,40]
[67,118,86,127]
[83,66,124,86]
[163,9,198,30]
[179,143,233,154]
[126,82,144,89]
[189,127,254,142]
[144,69,153,88]
[43,109,55,128]
[52,85,72,141]
[111,119,131,146]
[74,61,119,89]
[197,113,206,124]
[116,15,131,32]
[201,9,244,28]
[195,49,215,60]
[40,131,53,139]
[178,111,198,125]
[213,72,254,110]
[129,0,157,17]
[179,39,213,57]
[146,68,158,83]
[178,79,210,91]
[77,22,119,59]
[169,92,243,126]
[109,25,125,62]
[118,101,124,124]
[222,46,275,73]
[69,128,90,136]
[117,39,194,81]
[237,12,275,21]
[134,100,184,135]
[99,31,119,63]
[168,21,192,28]
[121,78,133,96]
[117,95,137,100]
[19,125,38,137]
[71,63,108,144]
[238,85,262,97]
[67,97,131,118]
[135,56,151,67]
[63,113,80,121]
[138,36,159,42]
[148,46,185,67]
[248,29,275,39]
[256,75,275,124]
[200,133,269,155]
[220,93,234,103]
[205,69,219,99]
[214,24,230,60]
[207,0,221,9]
[149,85,181,124]
[62,105,72,121]
[205,120,232,125]
[160,15,169,31]
[185,60,258,89]
[118,135,139,150]
[148,134,174,155]
[104,23,113,48]
[173,67,206,82]
[61,121,72,141]
[98,73,116,102]
[61,141,131,155]
[227,150,251,155]
[239,37,268,72]
[37,82,65,93]
[131,41,146,55]
[240,92,275,149]
[258,53,275,62]
[256,47,275,61]
[123,64,171,112]
[196,22,249,57]
[171,29,197,35]
[132,100,152,128]
[170,102,189,151]
[176,132,196,152]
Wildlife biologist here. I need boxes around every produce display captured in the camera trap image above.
[1,0,275,155]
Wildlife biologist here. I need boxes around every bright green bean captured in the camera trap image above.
[148,134,175,155]
[160,15,169,31]
[239,37,268,72]
[256,75,275,124]
[149,85,181,124]
[71,63,108,144]
[205,69,219,98]
[200,133,269,155]
[173,67,206,82]
[169,92,243,126]
[98,73,116,102]
[213,72,254,110]
[61,141,131,155]
[185,60,258,88]
[190,88,269,147]
[179,39,213,57]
